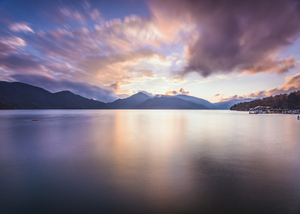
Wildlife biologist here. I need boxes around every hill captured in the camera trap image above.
[175,94,215,109]
[107,93,216,109]
[135,97,209,109]
[230,91,300,110]
[0,101,14,109]
[107,92,151,109]
[0,81,107,109]
[0,81,240,110]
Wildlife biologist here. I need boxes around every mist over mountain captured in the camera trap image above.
[0,81,240,110]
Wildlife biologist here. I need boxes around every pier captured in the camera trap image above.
[249,106,300,114]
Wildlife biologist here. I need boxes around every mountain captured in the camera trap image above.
[135,97,209,109]
[0,101,14,109]
[213,99,253,110]
[164,94,249,110]
[0,81,107,109]
[52,91,107,109]
[0,81,245,110]
[175,94,216,109]
[230,91,300,110]
[107,92,152,109]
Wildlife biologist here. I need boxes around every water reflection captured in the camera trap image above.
[0,110,300,213]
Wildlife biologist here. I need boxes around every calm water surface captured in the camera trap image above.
[0,110,300,213]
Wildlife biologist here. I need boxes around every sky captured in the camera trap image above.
[1,0,300,103]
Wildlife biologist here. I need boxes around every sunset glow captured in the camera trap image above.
[1,0,300,102]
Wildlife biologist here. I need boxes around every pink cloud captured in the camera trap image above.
[220,72,300,102]
[0,36,26,48]
[9,23,34,33]
[243,56,299,75]
[165,88,189,95]
[0,36,26,55]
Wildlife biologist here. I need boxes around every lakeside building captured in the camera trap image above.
[249,106,300,114]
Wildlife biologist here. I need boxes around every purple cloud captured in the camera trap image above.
[149,0,300,76]
[0,54,42,71]
[0,42,16,55]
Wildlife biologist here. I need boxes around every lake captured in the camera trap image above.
[0,110,300,213]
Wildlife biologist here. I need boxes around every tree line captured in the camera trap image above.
[230,90,300,110]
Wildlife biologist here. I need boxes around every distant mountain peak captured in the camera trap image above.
[107,91,152,109]
[135,96,209,109]
[54,90,74,95]
[135,91,152,97]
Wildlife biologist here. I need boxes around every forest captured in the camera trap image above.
[230,90,300,110]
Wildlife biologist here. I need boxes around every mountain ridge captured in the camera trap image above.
[0,81,243,110]
[0,81,107,109]
[134,97,209,109]
[107,92,152,109]
[175,94,216,109]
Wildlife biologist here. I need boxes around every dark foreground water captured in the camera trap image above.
[0,110,300,214]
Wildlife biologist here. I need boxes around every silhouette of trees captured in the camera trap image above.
[230,91,300,110]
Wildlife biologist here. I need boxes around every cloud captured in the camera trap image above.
[0,54,42,72]
[244,56,299,74]
[179,87,189,95]
[268,72,300,95]
[137,90,153,96]
[89,8,102,21]
[37,11,176,58]
[165,87,189,95]
[11,74,118,103]
[0,4,172,99]
[149,0,300,77]
[59,8,86,24]
[0,36,26,55]
[9,23,34,33]
[17,17,167,84]
[109,81,121,92]
[0,42,17,56]
[0,36,26,47]
[165,90,178,95]
[0,1,188,101]
[220,72,300,102]
[77,49,162,74]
